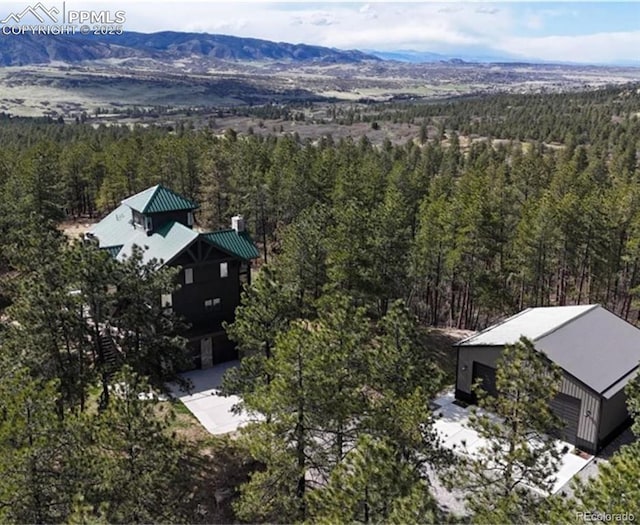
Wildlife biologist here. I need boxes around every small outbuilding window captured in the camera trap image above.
[187,212,194,227]
[185,268,193,284]
[220,262,228,278]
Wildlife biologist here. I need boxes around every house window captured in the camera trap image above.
[185,268,193,284]
[161,293,172,311]
[220,262,228,278]
[132,211,144,227]
[205,298,222,312]
[144,216,153,231]
[187,212,194,227]
[239,261,249,285]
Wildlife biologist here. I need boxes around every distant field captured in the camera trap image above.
[2,59,640,120]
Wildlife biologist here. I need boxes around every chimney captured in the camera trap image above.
[231,215,245,233]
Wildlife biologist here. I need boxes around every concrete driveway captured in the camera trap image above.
[169,361,254,435]
[432,390,594,495]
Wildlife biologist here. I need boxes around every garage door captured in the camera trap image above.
[550,393,581,445]
[472,362,498,398]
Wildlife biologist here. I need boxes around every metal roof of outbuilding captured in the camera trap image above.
[458,305,640,399]
[457,305,597,347]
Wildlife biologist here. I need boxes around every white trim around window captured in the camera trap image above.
[161,293,173,310]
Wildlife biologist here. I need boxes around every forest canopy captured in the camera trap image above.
[2,84,640,327]
[1,84,640,523]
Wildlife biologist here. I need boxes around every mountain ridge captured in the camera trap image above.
[0,30,380,66]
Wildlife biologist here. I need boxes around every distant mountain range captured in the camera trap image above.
[370,48,640,67]
[369,49,522,64]
[1,31,637,69]
[0,31,380,66]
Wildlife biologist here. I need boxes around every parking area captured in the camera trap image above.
[170,364,610,510]
[432,390,594,495]
[169,361,255,435]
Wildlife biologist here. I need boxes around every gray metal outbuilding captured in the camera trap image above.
[455,305,640,454]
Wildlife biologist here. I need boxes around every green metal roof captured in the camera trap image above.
[202,229,260,261]
[89,191,258,265]
[89,204,132,248]
[105,245,123,258]
[88,204,198,268]
[121,184,198,214]
[116,221,198,266]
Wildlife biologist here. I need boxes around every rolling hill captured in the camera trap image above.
[0,31,380,66]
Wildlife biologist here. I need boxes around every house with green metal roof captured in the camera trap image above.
[87,184,260,369]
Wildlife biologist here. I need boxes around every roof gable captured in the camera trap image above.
[201,229,260,261]
[121,184,197,214]
[458,305,597,347]
[459,305,640,397]
[88,207,198,268]
[116,221,198,266]
[536,306,640,397]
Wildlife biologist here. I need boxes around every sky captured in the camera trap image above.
[2,1,640,64]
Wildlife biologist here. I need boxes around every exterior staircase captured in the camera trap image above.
[98,330,121,378]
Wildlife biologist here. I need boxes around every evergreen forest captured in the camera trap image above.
[1,84,640,523]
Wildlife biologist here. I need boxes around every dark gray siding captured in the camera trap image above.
[550,393,581,444]
[172,258,241,330]
[168,239,244,337]
[559,374,599,450]
[599,389,629,442]
[456,346,501,398]
[149,210,192,232]
[457,345,600,451]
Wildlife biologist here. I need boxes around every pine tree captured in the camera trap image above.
[233,321,318,523]
[85,367,196,524]
[452,337,563,523]
[0,370,84,523]
[277,204,330,311]
[571,442,640,519]
[4,232,92,413]
[235,295,373,522]
[235,298,450,523]
[310,435,438,524]
[109,246,189,391]
[223,265,297,402]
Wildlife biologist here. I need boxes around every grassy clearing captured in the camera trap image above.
[156,398,216,446]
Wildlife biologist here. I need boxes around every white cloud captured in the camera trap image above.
[499,31,640,63]
[525,14,543,30]
[322,23,482,50]
[475,7,500,15]
[3,2,627,64]
[292,11,338,27]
